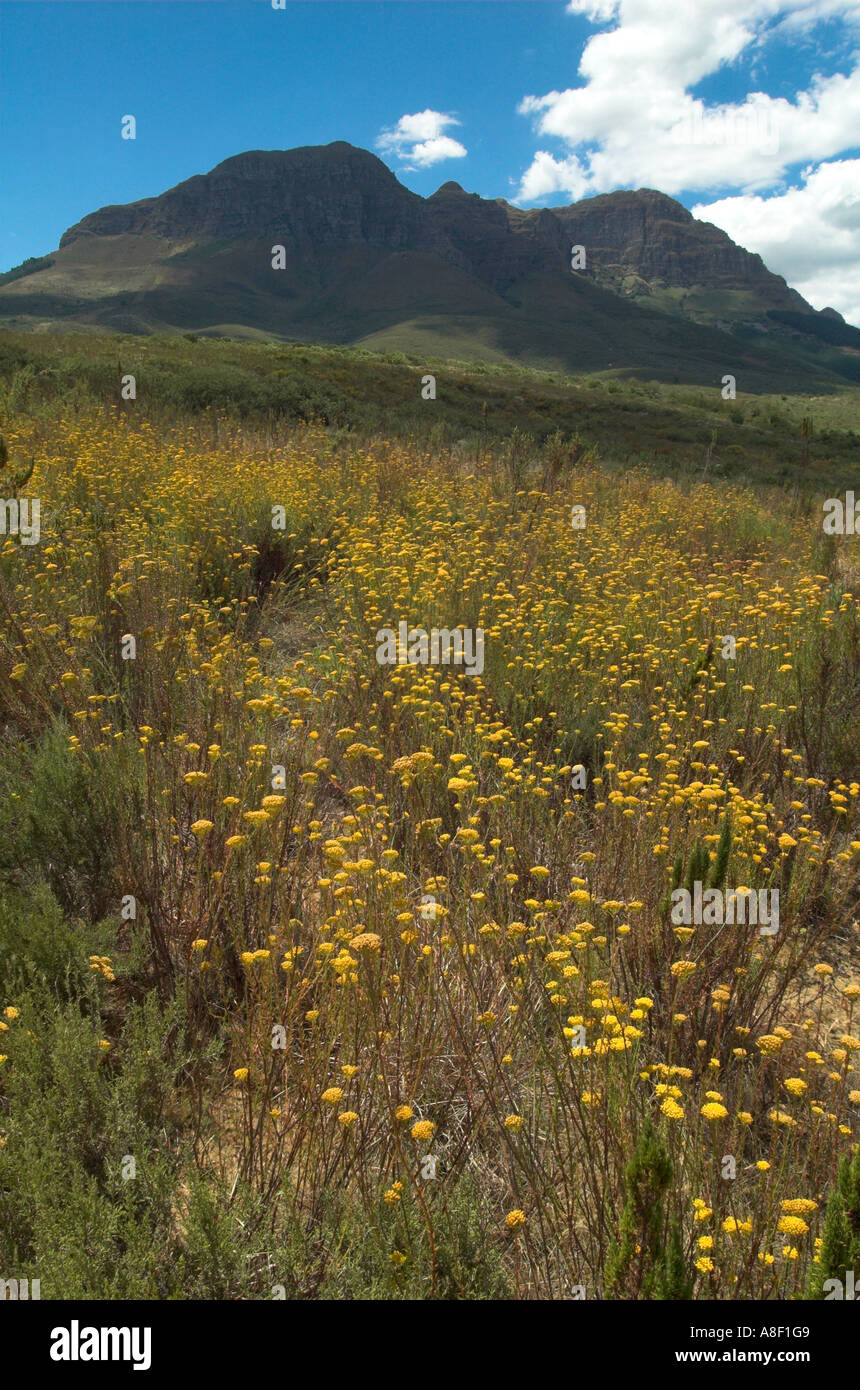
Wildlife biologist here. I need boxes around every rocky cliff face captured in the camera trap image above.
[6,141,850,385]
[57,142,808,312]
[60,143,434,251]
[543,189,806,305]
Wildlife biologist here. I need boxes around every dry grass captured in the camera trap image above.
[0,404,857,1298]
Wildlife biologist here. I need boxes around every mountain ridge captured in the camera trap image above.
[3,141,858,389]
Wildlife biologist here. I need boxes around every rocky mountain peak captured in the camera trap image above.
[59,141,422,249]
[8,141,849,381]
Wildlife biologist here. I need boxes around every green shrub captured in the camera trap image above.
[806,1149,860,1299]
[0,992,188,1297]
[0,723,123,920]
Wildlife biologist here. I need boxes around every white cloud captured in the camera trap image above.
[377,110,467,168]
[516,150,591,202]
[515,1,860,325]
[771,0,860,29]
[566,0,621,21]
[516,1,860,199]
[693,160,860,325]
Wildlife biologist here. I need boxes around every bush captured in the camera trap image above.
[0,723,124,921]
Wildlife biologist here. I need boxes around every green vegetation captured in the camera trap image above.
[0,328,858,492]
[0,328,857,1301]
[806,1148,860,1299]
[605,1121,693,1300]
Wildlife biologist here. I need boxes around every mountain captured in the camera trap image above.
[2,141,858,389]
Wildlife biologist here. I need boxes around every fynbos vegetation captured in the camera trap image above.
[0,368,857,1300]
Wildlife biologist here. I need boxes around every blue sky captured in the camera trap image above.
[2,1,859,320]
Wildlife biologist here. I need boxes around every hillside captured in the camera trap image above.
[1,357,858,1304]
[1,143,858,391]
[1,328,858,492]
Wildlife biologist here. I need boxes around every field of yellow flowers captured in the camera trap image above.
[0,404,858,1300]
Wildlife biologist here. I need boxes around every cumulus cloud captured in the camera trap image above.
[515,1,860,323]
[516,1,860,199]
[565,0,621,20]
[376,110,467,169]
[517,150,591,202]
[694,160,860,324]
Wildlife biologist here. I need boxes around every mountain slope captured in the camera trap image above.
[1,142,857,389]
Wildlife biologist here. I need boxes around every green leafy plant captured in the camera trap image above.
[806,1148,860,1298]
[605,1121,693,1299]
